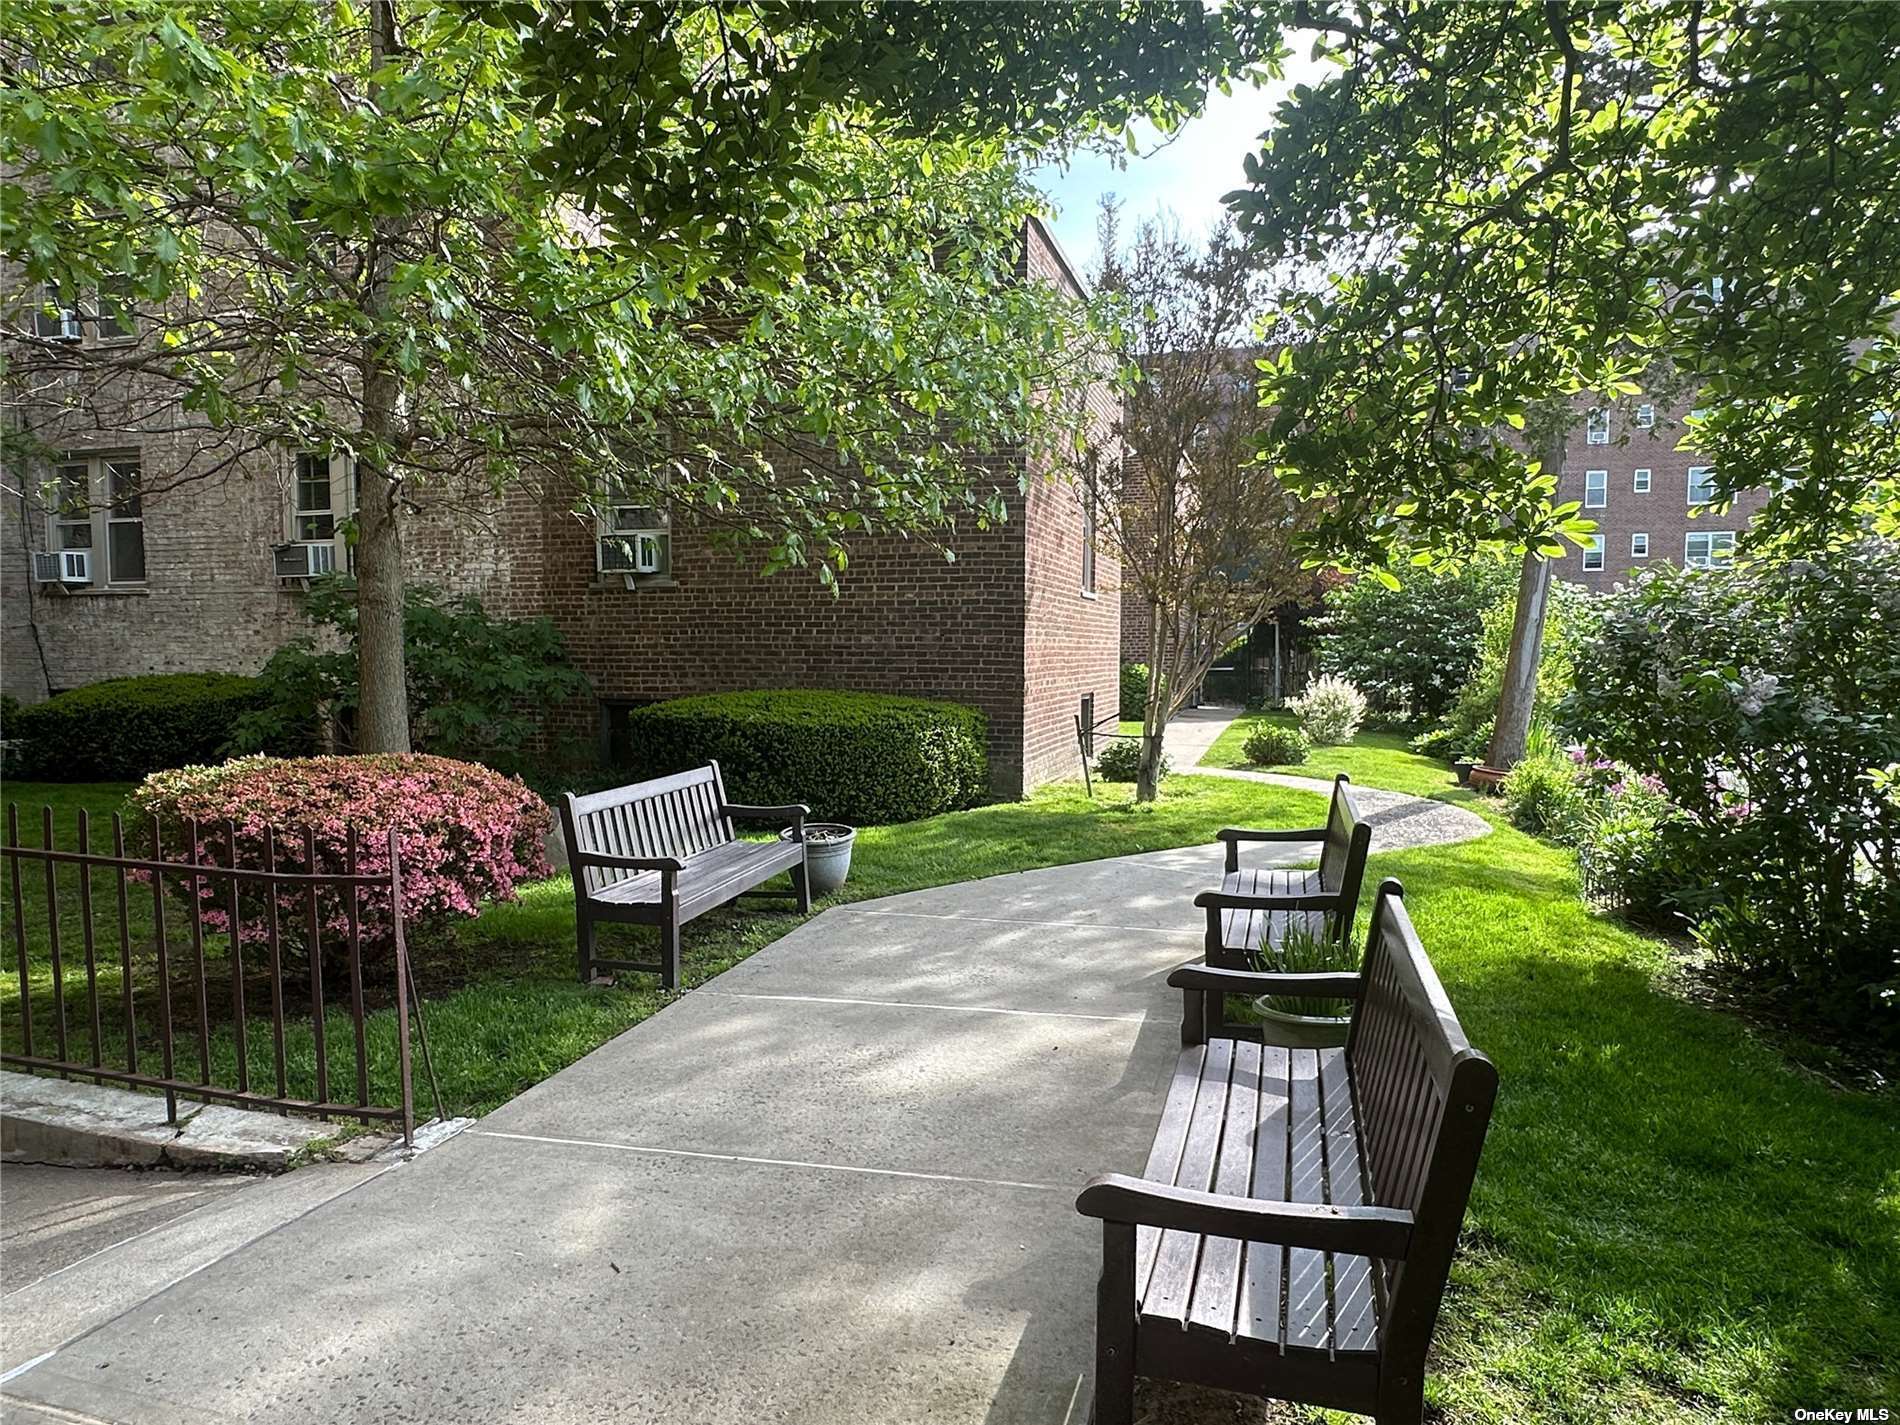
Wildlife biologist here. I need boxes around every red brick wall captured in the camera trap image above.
[1550,393,1769,590]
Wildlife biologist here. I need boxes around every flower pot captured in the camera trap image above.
[1250,999,1353,1048]
[1453,758,1476,787]
[783,822,855,896]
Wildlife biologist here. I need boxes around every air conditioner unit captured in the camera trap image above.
[273,541,337,581]
[32,549,90,585]
[598,531,665,577]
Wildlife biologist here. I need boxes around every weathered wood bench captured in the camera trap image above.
[560,763,810,989]
[1195,772,1371,973]
[1077,880,1497,1425]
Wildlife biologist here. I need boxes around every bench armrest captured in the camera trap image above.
[721,802,809,835]
[1217,826,1326,845]
[1076,1174,1413,1257]
[572,851,684,873]
[1168,963,1364,1000]
[1193,889,1345,914]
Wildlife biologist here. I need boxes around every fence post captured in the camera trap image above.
[388,829,414,1148]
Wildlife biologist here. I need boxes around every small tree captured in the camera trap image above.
[1317,561,1516,722]
[1084,210,1317,801]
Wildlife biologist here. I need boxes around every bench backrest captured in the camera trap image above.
[562,763,735,893]
[1344,878,1497,1372]
[1316,774,1372,926]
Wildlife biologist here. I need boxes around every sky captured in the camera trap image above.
[1031,42,1334,282]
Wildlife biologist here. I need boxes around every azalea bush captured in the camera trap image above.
[1566,542,1900,1039]
[1288,674,1368,746]
[128,755,552,963]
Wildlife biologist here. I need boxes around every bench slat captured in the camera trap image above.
[1135,1046,1207,1303]
[569,764,719,815]
[1186,1038,1263,1338]
[1145,1039,1233,1325]
[1219,868,1327,962]
[1284,1049,1331,1351]
[1321,1047,1379,1353]
[1238,1042,1289,1346]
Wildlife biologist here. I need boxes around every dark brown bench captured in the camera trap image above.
[1077,880,1497,1425]
[560,763,810,988]
[1195,772,1371,971]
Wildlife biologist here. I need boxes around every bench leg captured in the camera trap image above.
[659,918,682,991]
[576,910,597,984]
[1092,1221,1137,1425]
[1375,1376,1425,1425]
[790,857,812,914]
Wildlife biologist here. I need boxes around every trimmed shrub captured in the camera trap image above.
[1242,723,1310,767]
[622,690,987,824]
[1096,738,1166,784]
[128,754,551,958]
[1119,662,1150,722]
[1408,725,1458,760]
[1288,674,1367,746]
[13,674,290,782]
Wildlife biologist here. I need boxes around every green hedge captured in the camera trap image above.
[621,689,988,824]
[12,673,288,781]
[1119,662,1150,722]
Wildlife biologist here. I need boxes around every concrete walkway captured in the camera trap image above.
[1,716,1486,1425]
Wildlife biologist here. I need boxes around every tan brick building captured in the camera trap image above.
[1549,394,1768,589]
[2,219,1119,798]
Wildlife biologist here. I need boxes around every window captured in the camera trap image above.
[281,451,356,578]
[293,452,337,541]
[1633,467,1652,493]
[595,479,671,580]
[1584,469,1608,508]
[1687,466,1717,505]
[1586,408,1610,445]
[43,453,144,587]
[1685,531,1736,568]
[1581,534,1605,572]
[1635,404,1655,430]
[1631,532,1649,558]
[1080,486,1098,595]
[32,284,81,342]
[93,276,136,343]
[1705,275,1726,303]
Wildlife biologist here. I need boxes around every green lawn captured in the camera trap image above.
[1205,708,1469,799]
[6,752,1897,1419]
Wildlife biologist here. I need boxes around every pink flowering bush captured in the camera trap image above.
[128,754,552,961]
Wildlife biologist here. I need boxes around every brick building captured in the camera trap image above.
[1548,393,1768,589]
[1,218,1119,798]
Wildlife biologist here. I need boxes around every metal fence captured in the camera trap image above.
[2,805,433,1145]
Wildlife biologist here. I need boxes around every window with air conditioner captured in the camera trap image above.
[595,483,671,580]
[279,450,354,581]
[1635,404,1655,430]
[1687,466,1717,505]
[1631,532,1649,558]
[1685,531,1736,569]
[1581,535,1605,572]
[31,285,81,342]
[1633,467,1652,494]
[1584,469,1608,508]
[39,454,144,589]
[1586,408,1610,445]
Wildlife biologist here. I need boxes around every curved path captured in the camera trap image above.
[3,711,1486,1425]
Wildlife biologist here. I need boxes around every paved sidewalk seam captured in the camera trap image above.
[469,1129,1069,1194]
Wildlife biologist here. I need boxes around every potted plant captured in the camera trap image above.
[1249,919,1359,1047]
[1452,756,1477,787]
[782,822,856,896]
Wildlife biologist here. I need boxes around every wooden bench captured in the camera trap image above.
[560,763,810,989]
[1077,880,1497,1425]
[1195,772,1371,971]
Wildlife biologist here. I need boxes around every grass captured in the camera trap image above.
[0,775,1325,1119]
[7,748,1898,1418]
[1205,708,1467,799]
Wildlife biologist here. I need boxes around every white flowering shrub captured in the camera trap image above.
[1288,674,1369,746]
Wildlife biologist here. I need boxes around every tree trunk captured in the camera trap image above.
[1136,596,1170,802]
[353,0,413,755]
[1485,549,1551,770]
[1487,422,1571,770]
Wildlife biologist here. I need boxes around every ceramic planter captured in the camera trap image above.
[783,822,856,896]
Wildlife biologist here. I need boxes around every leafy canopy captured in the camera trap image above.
[1229,1,1900,568]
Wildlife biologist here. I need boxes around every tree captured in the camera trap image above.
[1084,210,1317,802]
[1227,2,1900,760]
[2,1,1151,751]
